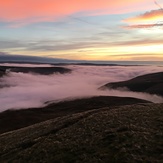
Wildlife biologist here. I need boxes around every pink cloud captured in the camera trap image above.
[0,0,151,26]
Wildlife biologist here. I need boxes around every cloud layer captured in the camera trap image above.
[0,64,163,112]
[125,9,163,23]
[124,9,163,29]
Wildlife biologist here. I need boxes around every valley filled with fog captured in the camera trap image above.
[0,64,163,112]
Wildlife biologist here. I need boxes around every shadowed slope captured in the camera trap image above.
[0,96,150,134]
[101,72,163,96]
[0,103,162,162]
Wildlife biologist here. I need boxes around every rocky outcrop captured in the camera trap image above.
[0,103,162,162]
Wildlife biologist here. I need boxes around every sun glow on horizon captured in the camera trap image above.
[0,0,163,61]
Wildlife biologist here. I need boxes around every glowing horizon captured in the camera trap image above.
[0,0,163,61]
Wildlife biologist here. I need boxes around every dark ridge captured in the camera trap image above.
[51,63,120,66]
[101,71,163,96]
[0,103,162,162]
[61,63,142,66]
[0,96,150,134]
[0,66,71,75]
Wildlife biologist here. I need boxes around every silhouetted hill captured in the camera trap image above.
[101,72,163,96]
[0,68,6,77]
[0,96,150,134]
[0,66,71,75]
[0,103,162,162]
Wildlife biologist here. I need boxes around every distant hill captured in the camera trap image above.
[0,53,74,64]
[101,72,163,96]
[0,103,162,162]
[1,53,163,66]
[0,66,71,75]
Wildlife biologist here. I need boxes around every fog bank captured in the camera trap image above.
[0,65,163,112]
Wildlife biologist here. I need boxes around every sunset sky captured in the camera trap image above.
[0,0,163,61]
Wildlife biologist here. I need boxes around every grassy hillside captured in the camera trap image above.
[0,96,149,134]
[0,103,162,162]
[101,72,163,96]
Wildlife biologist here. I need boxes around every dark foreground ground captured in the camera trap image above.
[0,96,149,134]
[101,71,163,96]
[0,103,162,162]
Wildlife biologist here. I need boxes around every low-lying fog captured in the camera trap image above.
[0,64,163,112]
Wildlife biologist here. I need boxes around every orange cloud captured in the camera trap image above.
[125,9,163,23]
[124,9,163,29]
[0,0,150,25]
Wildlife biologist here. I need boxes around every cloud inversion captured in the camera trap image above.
[0,64,163,112]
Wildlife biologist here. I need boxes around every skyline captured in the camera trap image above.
[0,0,163,61]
